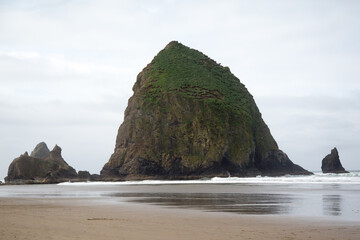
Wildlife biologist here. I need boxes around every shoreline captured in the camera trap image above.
[1,197,359,240]
[2,170,359,186]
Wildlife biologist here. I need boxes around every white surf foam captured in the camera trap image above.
[58,171,360,186]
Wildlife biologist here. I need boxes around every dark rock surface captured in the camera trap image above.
[256,150,312,176]
[321,148,349,174]
[78,170,92,180]
[90,174,103,181]
[5,143,78,184]
[30,142,50,159]
[101,41,311,180]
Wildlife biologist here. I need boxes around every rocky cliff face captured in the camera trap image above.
[5,143,78,184]
[101,41,311,180]
[30,142,50,159]
[321,148,349,174]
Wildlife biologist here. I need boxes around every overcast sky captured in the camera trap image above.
[1,0,359,180]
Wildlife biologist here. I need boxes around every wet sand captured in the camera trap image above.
[0,197,359,240]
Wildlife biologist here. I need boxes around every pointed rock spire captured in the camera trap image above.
[30,142,50,159]
[321,147,349,174]
[50,144,62,158]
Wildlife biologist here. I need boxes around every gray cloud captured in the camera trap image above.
[1,0,359,179]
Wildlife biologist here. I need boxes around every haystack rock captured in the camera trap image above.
[321,148,349,174]
[5,143,78,184]
[101,41,312,180]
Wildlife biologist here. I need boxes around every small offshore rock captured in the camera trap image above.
[321,148,349,174]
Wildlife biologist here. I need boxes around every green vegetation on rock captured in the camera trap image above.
[142,41,252,117]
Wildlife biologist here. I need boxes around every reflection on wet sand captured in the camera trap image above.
[1,182,359,220]
[110,192,292,215]
[323,195,342,216]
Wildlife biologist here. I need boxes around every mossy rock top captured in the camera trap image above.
[140,41,253,117]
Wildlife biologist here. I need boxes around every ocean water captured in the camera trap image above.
[1,171,359,222]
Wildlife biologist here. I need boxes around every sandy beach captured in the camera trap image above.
[0,197,359,240]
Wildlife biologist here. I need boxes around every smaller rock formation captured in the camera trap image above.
[5,142,78,184]
[78,170,92,180]
[90,174,103,181]
[77,171,103,181]
[321,148,349,174]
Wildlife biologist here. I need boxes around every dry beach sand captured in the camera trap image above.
[0,197,359,240]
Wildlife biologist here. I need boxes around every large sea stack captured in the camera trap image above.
[101,41,311,180]
[321,148,349,174]
[5,142,78,184]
